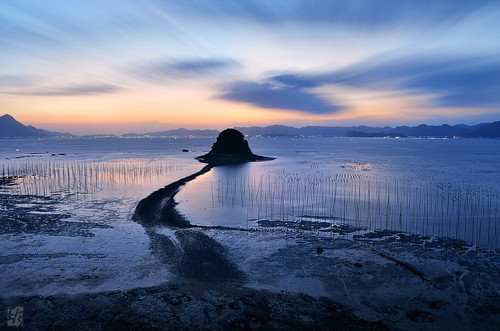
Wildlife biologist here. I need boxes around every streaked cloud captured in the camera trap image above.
[132,57,240,82]
[151,0,494,28]
[2,82,123,96]
[267,55,500,109]
[0,75,38,87]
[218,81,343,114]
[2,1,500,129]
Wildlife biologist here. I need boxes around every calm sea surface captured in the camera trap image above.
[2,137,500,248]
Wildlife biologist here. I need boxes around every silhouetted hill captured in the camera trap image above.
[237,123,496,138]
[0,114,68,138]
[386,124,483,137]
[348,123,491,138]
[344,131,407,138]
[301,126,392,136]
[81,134,119,138]
[467,121,500,138]
[196,128,274,165]
[235,125,301,137]
[121,133,142,137]
[2,114,497,138]
[236,125,391,137]
[139,128,220,138]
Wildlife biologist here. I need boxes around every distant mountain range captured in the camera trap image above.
[1,113,499,138]
[466,121,500,138]
[236,122,500,138]
[122,128,220,138]
[343,122,500,138]
[0,114,69,138]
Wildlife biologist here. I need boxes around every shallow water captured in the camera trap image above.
[1,136,500,328]
[0,137,212,199]
[177,137,500,249]
[2,137,499,249]
[1,136,500,300]
[0,137,212,296]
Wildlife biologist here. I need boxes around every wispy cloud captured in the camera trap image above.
[218,81,343,114]
[2,1,500,126]
[151,0,495,28]
[2,82,123,96]
[0,75,38,87]
[267,54,500,108]
[220,54,500,114]
[132,57,240,82]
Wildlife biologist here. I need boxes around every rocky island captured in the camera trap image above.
[134,128,274,228]
[196,128,274,165]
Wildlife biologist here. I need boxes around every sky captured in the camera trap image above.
[1,0,500,134]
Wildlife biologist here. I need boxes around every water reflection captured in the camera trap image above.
[0,157,193,201]
[177,139,500,250]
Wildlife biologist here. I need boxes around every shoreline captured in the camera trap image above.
[1,281,383,330]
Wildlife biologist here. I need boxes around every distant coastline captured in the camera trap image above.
[2,114,500,138]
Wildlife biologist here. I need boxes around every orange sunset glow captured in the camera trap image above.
[1,1,500,134]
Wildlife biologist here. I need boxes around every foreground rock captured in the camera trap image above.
[1,282,385,330]
[196,128,274,165]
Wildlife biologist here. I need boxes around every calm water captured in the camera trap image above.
[177,137,500,249]
[0,137,211,200]
[2,137,500,249]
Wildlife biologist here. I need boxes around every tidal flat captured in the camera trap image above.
[1,137,499,329]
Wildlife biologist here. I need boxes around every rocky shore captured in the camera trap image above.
[2,282,384,330]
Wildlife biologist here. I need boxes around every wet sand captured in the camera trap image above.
[2,164,499,329]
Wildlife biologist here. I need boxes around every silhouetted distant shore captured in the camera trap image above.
[2,114,499,138]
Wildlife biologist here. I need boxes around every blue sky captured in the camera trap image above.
[1,0,500,133]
